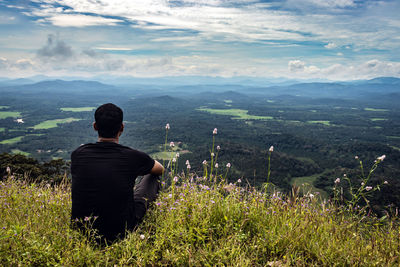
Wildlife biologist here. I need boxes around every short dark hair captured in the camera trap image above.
[94,103,123,138]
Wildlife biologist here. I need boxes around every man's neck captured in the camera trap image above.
[98,137,119,144]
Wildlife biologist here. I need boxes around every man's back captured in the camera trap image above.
[71,142,155,241]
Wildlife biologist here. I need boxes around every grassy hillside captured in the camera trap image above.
[1,175,399,266]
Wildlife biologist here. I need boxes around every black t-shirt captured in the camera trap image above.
[71,142,155,241]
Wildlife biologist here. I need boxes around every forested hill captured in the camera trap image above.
[0,77,400,213]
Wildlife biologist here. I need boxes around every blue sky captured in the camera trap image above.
[0,0,399,80]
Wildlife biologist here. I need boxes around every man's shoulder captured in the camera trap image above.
[71,142,149,157]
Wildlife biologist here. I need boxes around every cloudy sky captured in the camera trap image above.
[0,0,399,80]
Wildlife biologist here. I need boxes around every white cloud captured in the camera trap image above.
[287,59,400,80]
[324,42,337,49]
[43,14,123,27]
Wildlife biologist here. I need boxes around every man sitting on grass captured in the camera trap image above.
[71,103,164,242]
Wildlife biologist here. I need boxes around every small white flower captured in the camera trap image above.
[361,182,365,186]
[377,155,386,161]
[185,160,190,165]
[84,216,91,222]
[343,174,347,177]
[202,160,207,165]
[365,186,373,191]
[211,152,215,157]
[170,142,175,147]
[172,157,176,163]
[355,156,359,160]
[384,181,389,185]
[269,146,274,152]
[309,193,314,199]
[226,163,231,168]
[237,179,242,183]
[217,145,220,150]
[173,176,178,182]
[165,123,170,130]
[6,166,11,174]
[187,164,191,169]
[215,163,218,168]
[176,152,180,158]
[335,178,340,184]
[140,234,145,240]
[213,128,218,135]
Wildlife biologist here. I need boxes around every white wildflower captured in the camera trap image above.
[215,163,218,168]
[217,145,220,150]
[355,156,359,160]
[140,234,145,240]
[170,141,175,147]
[213,128,217,135]
[202,160,207,165]
[384,181,389,185]
[172,157,176,163]
[175,152,180,158]
[185,160,190,165]
[365,186,373,191]
[6,166,11,174]
[211,152,215,157]
[187,164,191,169]
[335,178,340,184]
[165,123,170,130]
[173,176,178,182]
[226,163,231,168]
[237,179,242,183]
[269,146,274,152]
[377,155,386,161]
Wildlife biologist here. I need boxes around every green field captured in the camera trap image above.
[0,134,44,145]
[291,172,329,199]
[150,151,177,160]
[197,108,273,120]
[60,107,96,112]
[11,149,31,156]
[0,111,22,119]
[364,108,388,112]
[0,136,25,145]
[370,118,388,121]
[307,120,331,126]
[31,118,81,130]
[0,105,9,109]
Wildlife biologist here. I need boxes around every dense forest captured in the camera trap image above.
[1,77,399,212]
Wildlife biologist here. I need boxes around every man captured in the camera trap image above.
[71,103,164,242]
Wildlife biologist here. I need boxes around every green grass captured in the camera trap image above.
[0,127,4,132]
[197,108,273,120]
[223,100,232,103]
[60,107,96,112]
[11,149,31,156]
[387,136,400,139]
[0,111,21,119]
[307,120,331,126]
[370,118,388,121]
[31,118,81,130]
[0,136,25,145]
[364,108,388,112]
[0,177,398,266]
[0,105,9,109]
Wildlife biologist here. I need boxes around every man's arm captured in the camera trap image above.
[150,160,164,176]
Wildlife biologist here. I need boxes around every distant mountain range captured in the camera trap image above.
[0,76,399,101]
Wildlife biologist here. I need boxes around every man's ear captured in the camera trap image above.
[93,122,98,131]
[119,123,124,134]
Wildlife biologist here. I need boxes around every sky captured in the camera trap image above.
[0,0,399,80]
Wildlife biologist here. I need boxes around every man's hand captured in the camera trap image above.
[150,160,164,176]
